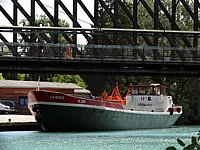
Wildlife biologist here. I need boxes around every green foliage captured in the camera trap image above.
[98,0,195,47]
[17,74,26,80]
[0,73,4,80]
[48,74,87,89]
[19,14,70,44]
[166,131,200,150]
[82,75,152,96]
[165,78,200,125]
[15,74,50,81]
[2,73,18,80]
[177,138,186,147]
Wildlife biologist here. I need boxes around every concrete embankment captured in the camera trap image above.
[0,115,40,131]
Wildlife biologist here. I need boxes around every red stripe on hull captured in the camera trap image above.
[28,90,124,110]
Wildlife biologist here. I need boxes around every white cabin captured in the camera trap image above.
[124,84,176,112]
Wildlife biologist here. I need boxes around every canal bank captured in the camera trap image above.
[0,115,40,131]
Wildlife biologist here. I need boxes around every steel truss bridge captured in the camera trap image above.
[1,0,200,76]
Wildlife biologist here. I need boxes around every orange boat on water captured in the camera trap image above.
[28,82,182,132]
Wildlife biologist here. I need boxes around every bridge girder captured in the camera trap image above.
[1,0,200,76]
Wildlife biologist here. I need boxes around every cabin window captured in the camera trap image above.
[138,87,145,95]
[130,84,165,96]
[131,87,138,95]
[147,87,155,95]
[146,87,151,95]
[154,86,161,95]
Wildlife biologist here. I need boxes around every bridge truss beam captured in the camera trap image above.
[1,0,200,76]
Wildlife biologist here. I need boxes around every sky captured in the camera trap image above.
[0,0,94,44]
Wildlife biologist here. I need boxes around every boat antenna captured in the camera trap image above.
[37,76,40,91]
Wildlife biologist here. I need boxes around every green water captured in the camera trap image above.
[0,126,199,150]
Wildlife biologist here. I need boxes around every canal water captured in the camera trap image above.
[0,126,199,150]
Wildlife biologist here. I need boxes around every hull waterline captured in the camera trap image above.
[29,102,181,132]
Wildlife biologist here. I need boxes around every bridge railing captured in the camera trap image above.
[0,42,200,63]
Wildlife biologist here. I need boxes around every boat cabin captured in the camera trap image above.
[130,83,166,96]
[125,84,172,112]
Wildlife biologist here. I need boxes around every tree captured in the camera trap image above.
[19,14,70,44]
[48,74,87,88]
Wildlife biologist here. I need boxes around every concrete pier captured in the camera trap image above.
[0,115,40,131]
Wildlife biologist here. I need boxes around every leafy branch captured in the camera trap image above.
[166,131,200,150]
